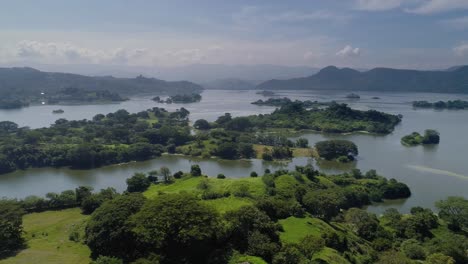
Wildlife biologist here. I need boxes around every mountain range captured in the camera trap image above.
[0,67,203,97]
[257,65,468,93]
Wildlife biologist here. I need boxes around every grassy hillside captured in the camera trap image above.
[0,208,90,264]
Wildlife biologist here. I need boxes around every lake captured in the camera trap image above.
[1,89,467,214]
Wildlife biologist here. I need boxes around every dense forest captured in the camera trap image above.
[2,166,467,264]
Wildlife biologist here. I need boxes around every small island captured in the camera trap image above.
[401,129,440,146]
[346,93,360,99]
[413,100,468,110]
[46,87,127,105]
[52,109,64,114]
[256,90,276,96]
[372,96,380,99]
[152,93,202,104]
[252,97,332,108]
[315,139,358,163]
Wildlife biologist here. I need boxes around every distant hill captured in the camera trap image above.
[257,65,468,93]
[0,67,203,97]
[202,78,258,90]
[2,63,319,83]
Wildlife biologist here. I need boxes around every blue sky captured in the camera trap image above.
[0,0,467,69]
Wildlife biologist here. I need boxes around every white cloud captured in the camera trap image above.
[440,16,468,30]
[454,43,468,56]
[406,0,468,14]
[355,0,406,11]
[355,0,468,14]
[267,10,351,23]
[336,45,361,57]
[232,6,350,31]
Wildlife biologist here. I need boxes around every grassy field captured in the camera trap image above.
[253,144,314,159]
[278,216,335,243]
[0,208,91,264]
[144,176,265,214]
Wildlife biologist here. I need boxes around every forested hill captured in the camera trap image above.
[257,65,468,93]
[0,67,203,96]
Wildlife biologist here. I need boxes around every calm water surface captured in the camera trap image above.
[1,90,467,214]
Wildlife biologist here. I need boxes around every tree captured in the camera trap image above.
[225,205,280,254]
[422,129,440,144]
[76,186,93,204]
[190,164,202,176]
[295,138,309,148]
[0,199,25,255]
[126,173,151,193]
[159,166,172,183]
[302,189,345,221]
[426,253,455,264]
[91,256,123,264]
[315,140,358,161]
[401,239,426,260]
[215,142,238,159]
[85,193,146,261]
[436,196,468,231]
[344,208,379,240]
[130,193,223,263]
[193,119,211,130]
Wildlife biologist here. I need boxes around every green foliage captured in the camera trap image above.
[401,239,426,260]
[401,129,440,146]
[315,140,358,161]
[0,199,25,256]
[0,108,192,174]
[85,193,146,261]
[190,164,202,176]
[436,196,468,232]
[91,256,123,264]
[194,119,211,130]
[126,173,151,193]
[131,193,223,263]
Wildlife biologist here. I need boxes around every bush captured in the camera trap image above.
[250,171,258,177]
[217,173,226,179]
[401,239,426,260]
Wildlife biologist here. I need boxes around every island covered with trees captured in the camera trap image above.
[401,130,440,146]
[0,102,403,175]
[315,140,358,163]
[45,87,127,104]
[0,107,192,174]
[252,97,332,108]
[2,165,467,264]
[211,102,402,134]
[413,100,468,110]
[152,93,202,104]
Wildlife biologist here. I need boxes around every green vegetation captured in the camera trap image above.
[152,93,202,104]
[0,107,192,174]
[2,166,467,264]
[401,130,440,146]
[315,139,358,162]
[46,87,127,104]
[251,97,332,108]
[214,102,401,134]
[413,100,468,110]
[0,208,90,264]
